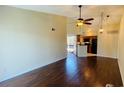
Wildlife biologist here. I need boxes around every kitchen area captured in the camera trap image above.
[67,35,97,57]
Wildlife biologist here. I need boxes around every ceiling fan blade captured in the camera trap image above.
[84,22,92,25]
[84,18,94,21]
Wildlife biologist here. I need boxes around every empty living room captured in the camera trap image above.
[1,1,124,92]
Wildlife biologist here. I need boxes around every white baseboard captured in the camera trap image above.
[97,54,118,59]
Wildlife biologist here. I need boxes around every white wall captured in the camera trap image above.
[0,6,67,82]
[118,13,124,85]
[97,24,119,58]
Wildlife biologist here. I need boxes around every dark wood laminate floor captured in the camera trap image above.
[0,53,123,87]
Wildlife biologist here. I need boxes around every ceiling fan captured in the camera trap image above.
[72,5,94,27]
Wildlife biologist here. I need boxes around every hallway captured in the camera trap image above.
[0,53,122,87]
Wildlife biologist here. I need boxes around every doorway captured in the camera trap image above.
[67,36,76,54]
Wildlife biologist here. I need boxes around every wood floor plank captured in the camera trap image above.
[0,53,123,87]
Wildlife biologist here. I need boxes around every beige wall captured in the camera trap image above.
[97,24,119,58]
[0,6,67,82]
[118,13,124,85]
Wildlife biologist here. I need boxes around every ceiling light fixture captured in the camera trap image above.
[77,21,83,26]
[76,5,94,27]
[99,12,104,33]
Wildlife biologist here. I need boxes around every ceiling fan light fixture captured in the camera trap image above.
[77,22,83,26]
[76,5,94,26]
